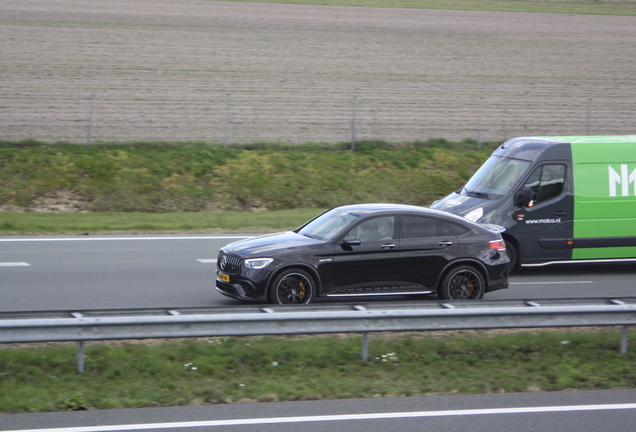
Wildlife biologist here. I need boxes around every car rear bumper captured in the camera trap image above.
[485,262,509,293]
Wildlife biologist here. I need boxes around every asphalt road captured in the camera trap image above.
[1,389,635,432]
[1,234,635,312]
[2,235,636,431]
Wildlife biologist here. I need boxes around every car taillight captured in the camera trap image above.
[489,240,506,252]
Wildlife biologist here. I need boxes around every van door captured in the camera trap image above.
[514,163,573,261]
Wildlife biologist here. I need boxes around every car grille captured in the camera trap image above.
[217,252,242,274]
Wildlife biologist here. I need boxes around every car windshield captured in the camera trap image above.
[462,156,531,197]
[297,208,361,241]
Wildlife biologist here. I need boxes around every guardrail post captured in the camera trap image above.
[361,332,369,362]
[620,326,628,355]
[77,341,85,373]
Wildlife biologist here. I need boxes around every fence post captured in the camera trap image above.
[586,98,593,135]
[351,95,357,151]
[478,97,484,150]
[86,95,95,148]
[224,93,231,149]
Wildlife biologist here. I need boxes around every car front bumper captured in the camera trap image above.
[215,267,271,301]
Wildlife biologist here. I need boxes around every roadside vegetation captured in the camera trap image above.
[2,139,634,413]
[227,0,636,16]
[0,139,496,234]
[1,329,634,413]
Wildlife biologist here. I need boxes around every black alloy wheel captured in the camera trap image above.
[438,265,485,300]
[269,269,315,305]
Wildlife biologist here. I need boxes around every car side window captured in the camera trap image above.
[403,216,438,238]
[450,223,469,236]
[524,164,566,204]
[349,216,395,242]
[437,220,454,236]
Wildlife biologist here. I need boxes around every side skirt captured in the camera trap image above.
[326,290,434,297]
[522,257,636,268]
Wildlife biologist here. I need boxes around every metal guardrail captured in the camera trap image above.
[1,297,635,373]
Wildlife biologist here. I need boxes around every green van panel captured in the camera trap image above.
[538,135,636,260]
[565,136,636,259]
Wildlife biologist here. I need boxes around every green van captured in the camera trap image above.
[431,135,636,269]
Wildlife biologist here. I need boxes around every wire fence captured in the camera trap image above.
[3,2,635,147]
[2,93,633,148]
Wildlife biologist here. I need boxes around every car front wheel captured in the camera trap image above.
[438,265,485,300]
[268,269,316,305]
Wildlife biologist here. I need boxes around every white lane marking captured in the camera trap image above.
[510,281,594,285]
[0,262,30,267]
[196,259,217,264]
[6,403,636,432]
[0,236,252,242]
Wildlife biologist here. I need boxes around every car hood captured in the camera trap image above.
[431,192,487,216]
[222,231,324,257]
[431,192,515,229]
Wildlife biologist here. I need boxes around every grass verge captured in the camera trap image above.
[1,329,635,413]
[0,139,493,214]
[0,209,322,235]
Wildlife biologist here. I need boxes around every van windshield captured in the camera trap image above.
[462,156,531,197]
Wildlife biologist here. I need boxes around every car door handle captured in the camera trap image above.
[381,243,396,249]
[439,241,453,247]
[554,211,568,217]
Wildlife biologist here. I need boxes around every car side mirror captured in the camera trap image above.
[341,236,361,247]
[515,187,534,207]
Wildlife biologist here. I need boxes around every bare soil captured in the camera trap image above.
[1,0,635,144]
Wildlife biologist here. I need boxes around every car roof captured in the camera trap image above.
[332,203,469,223]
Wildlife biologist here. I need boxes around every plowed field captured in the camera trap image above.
[1,0,635,143]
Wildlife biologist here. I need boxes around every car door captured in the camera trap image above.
[397,215,460,289]
[320,215,398,293]
[514,163,572,260]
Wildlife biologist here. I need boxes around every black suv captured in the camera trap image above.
[216,203,509,304]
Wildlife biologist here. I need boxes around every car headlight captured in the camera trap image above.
[464,207,483,222]
[244,258,274,270]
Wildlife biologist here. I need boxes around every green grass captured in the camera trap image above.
[0,209,322,235]
[220,0,636,16]
[0,139,495,219]
[2,329,635,413]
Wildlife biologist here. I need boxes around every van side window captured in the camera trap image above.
[524,164,566,204]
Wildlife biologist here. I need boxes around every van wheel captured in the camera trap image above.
[268,269,315,305]
[438,266,485,300]
[505,241,519,272]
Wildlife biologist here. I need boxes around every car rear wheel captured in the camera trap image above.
[268,269,315,305]
[438,265,485,300]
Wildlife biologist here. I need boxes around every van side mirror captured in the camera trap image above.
[515,187,534,207]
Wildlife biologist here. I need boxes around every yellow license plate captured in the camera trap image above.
[219,273,230,283]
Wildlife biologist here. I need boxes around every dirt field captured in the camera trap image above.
[1,0,635,144]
